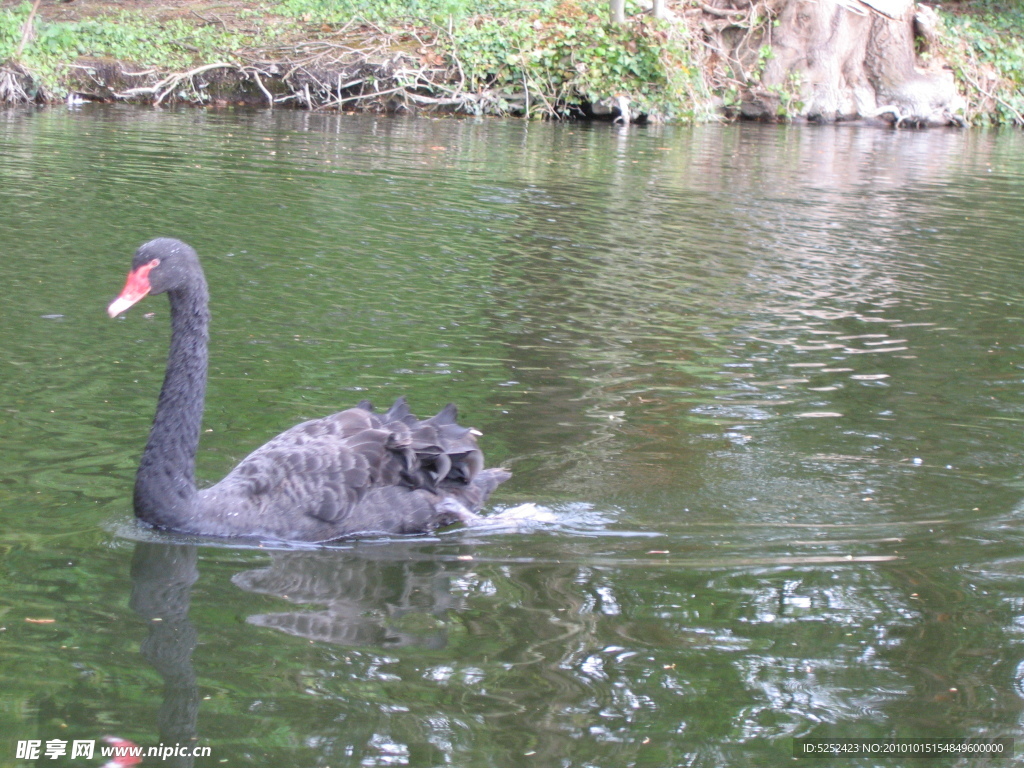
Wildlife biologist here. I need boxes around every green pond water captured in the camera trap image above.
[2,106,1024,767]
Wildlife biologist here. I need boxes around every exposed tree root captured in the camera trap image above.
[25,26,478,113]
[0,63,35,104]
[242,26,480,113]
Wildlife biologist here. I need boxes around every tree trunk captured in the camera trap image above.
[701,0,965,126]
[610,0,626,24]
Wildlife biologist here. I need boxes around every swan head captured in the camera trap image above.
[108,238,202,317]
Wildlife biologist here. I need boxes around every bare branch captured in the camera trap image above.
[13,0,42,59]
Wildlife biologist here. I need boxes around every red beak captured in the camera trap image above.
[108,260,158,318]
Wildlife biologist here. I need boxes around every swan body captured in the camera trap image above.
[109,238,509,541]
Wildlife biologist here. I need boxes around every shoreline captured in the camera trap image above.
[2,0,1022,126]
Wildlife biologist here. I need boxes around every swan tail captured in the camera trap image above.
[376,402,505,495]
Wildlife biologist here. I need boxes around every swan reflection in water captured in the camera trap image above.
[129,543,200,768]
[231,545,479,649]
[128,538,488,763]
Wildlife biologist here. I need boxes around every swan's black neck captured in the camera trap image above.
[134,277,210,528]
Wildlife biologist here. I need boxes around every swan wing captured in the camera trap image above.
[217,409,394,523]
[213,400,505,529]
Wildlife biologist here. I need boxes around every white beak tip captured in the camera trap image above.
[107,297,136,318]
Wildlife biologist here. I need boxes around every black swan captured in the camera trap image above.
[108,238,510,541]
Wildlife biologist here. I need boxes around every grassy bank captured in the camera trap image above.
[0,0,1022,125]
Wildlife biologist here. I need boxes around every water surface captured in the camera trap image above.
[2,107,1024,766]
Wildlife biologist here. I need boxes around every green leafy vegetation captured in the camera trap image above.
[441,0,710,120]
[940,5,1024,125]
